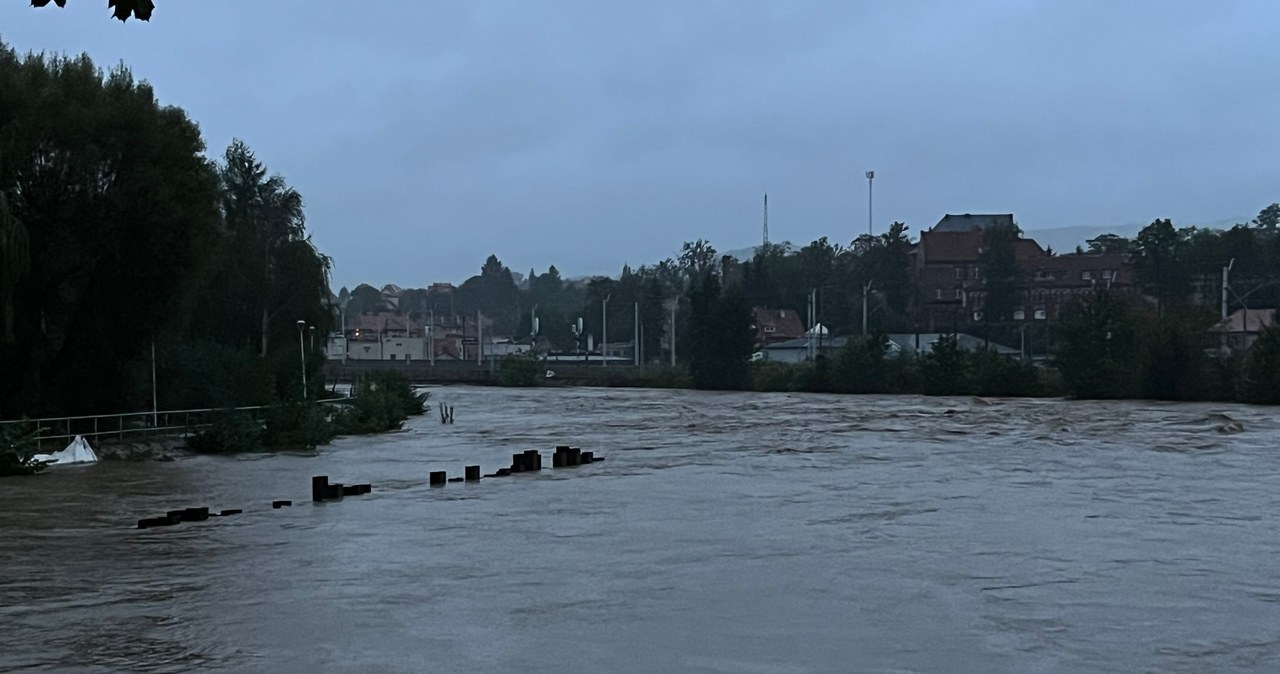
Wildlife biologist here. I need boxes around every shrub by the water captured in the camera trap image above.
[497,353,542,387]
[186,409,263,453]
[262,401,335,449]
[332,370,428,434]
[1239,327,1280,404]
[0,422,46,476]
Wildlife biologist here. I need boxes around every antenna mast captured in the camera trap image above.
[763,193,769,245]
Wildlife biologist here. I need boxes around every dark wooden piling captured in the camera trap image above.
[566,447,581,466]
[580,451,594,464]
[219,509,243,516]
[312,475,330,502]
[182,507,210,522]
[429,471,447,486]
[272,500,292,509]
[465,465,481,481]
[511,453,526,473]
[523,449,541,471]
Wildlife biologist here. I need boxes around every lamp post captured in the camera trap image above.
[602,294,611,367]
[1222,258,1235,322]
[865,170,875,237]
[296,320,308,399]
[309,325,316,352]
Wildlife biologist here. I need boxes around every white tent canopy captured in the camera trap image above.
[31,435,99,466]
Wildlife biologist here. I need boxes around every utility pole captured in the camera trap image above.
[150,341,157,428]
[637,301,645,365]
[862,280,872,335]
[476,310,482,366]
[296,320,307,399]
[865,170,875,236]
[670,299,677,367]
[1222,258,1235,321]
[428,309,434,366]
[602,294,610,367]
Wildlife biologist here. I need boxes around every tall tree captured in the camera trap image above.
[686,275,754,389]
[1130,218,1191,313]
[979,221,1023,322]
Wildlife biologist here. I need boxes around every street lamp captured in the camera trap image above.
[1222,258,1235,321]
[309,325,316,352]
[296,320,308,400]
[865,170,875,237]
[602,294,611,367]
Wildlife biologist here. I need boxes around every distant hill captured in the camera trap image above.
[1022,216,1247,254]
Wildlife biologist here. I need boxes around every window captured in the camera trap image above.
[1082,271,1092,280]
[973,311,983,321]
[1102,269,1113,279]
[764,326,776,333]
[1034,308,1047,320]
[1013,310,1026,321]
[970,266,980,279]
[935,289,943,300]
[954,266,964,280]
[954,289,963,300]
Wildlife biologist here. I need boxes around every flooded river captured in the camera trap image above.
[2,387,1279,673]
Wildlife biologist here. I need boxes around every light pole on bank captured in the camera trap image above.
[296,319,308,400]
[602,294,611,367]
[865,170,875,237]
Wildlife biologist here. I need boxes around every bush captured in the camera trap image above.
[967,348,1041,397]
[751,361,800,392]
[832,335,890,393]
[497,353,542,387]
[1239,327,1280,404]
[187,410,263,453]
[920,334,967,395]
[262,401,335,449]
[0,421,46,476]
[331,370,428,434]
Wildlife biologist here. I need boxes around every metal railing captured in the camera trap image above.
[0,400,344,453]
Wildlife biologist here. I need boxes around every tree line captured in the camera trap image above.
[0,43,332,418]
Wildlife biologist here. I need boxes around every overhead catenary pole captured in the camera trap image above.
[477,310,483,366]
[634,302,640,367]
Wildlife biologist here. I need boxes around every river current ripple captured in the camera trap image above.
[2,388,1278,673]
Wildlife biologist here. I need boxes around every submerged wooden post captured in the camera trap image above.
[581,451,594,464]
[312,475,329,502]
[511,453,526,473]
[429,470,447,486]
[523,449,541,471]
[465,465,481,481]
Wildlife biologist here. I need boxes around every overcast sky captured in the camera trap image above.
[3,1,1278,289]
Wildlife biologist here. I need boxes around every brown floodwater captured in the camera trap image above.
[2,387,1278,673]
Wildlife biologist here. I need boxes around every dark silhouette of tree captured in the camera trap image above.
[1053,289,1140,399]
[979,221,1022,322]
[1130,218,1191,313]
[1253,203,1280,230]
[686,275,753,389]
[32,0,154,22]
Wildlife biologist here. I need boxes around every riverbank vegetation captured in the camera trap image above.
[185,371,427,453]
[0,42,332,421]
